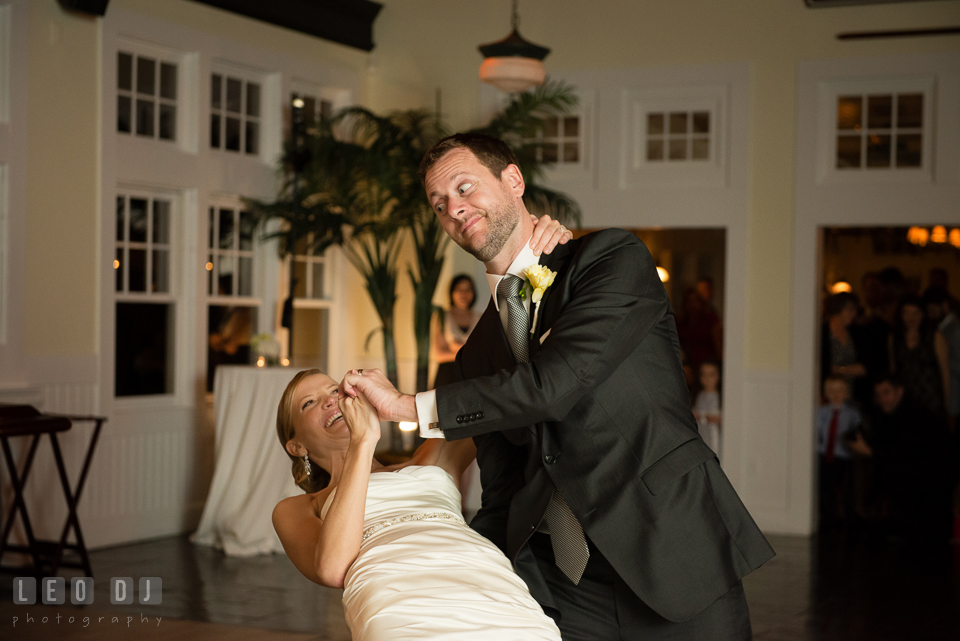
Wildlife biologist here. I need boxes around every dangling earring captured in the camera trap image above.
[302,452,312,477]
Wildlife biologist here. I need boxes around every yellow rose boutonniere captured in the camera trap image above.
[522,265,557,335]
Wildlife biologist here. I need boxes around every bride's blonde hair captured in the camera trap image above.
[276,369,331,493]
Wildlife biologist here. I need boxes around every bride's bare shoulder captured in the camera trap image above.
[274,486,335,522]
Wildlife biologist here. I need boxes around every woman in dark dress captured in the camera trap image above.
[889,295,951,421]
[820,292,867,403]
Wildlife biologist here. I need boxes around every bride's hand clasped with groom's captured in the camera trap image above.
[337,385,380,447]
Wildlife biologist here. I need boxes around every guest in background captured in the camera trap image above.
[677,286,722,379]
[869,375,953,542]
[432,274,481,388]
[889,295,950,421]
[696,277,724,361]
[924,288,960,430]
[817,376,867,530]
[821,292,867,400]
[852,271,894,410]
[693,361,722,460]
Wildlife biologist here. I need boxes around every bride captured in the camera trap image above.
[272,370,561,640]
[272,219,570,640]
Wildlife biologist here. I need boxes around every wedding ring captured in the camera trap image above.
[358,369,363,375]
[560,226,567,233]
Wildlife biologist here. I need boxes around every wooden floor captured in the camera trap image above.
[1,532,958,640]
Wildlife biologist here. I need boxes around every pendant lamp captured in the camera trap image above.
[478,0,550,93]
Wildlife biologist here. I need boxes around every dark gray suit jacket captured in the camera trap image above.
[435,229,774,622]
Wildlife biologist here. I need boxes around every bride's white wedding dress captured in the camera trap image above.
[321,465,561,640]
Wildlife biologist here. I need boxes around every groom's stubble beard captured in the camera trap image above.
[456,199,521,263]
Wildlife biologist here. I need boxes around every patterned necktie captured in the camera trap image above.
[497,274,590,585]
[497,275,529,363]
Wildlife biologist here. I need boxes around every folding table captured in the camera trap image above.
[0,404,106,577]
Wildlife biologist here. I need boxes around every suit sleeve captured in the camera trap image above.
[436,230,669,439]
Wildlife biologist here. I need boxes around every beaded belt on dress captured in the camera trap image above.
[361,512,464,541]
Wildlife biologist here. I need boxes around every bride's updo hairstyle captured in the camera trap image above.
[277,369,331,493]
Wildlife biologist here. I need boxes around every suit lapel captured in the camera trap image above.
[527,242,573,360]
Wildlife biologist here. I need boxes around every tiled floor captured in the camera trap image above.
[1,532,958,640]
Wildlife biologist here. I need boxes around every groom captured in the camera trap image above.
[341,133,774,639]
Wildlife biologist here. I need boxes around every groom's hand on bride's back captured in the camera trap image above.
[340,369,418,423]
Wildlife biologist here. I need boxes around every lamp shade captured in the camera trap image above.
[479,57,546,93]
[478,28,550,93]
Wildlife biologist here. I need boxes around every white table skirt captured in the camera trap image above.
[192,365,301,556]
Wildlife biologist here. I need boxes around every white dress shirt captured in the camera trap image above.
[416,240,541,437]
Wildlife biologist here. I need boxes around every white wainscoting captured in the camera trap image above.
[738,369,811,534]
[41,381,99,415]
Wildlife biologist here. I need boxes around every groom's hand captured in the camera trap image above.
[339,369,418,423]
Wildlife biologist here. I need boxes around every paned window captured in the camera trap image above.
[114,193,175,396]
[526,116,581,164]
[206,206,256,298]
[836,93,923,169]
[206,205,259,390]
[210,74,260,154]
[645,110,710,162]
[117,51,177,141]
[292,237,328,301]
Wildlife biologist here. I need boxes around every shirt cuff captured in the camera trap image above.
[415,390,444,438]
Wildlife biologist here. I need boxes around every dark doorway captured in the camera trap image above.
[817,225,959,539]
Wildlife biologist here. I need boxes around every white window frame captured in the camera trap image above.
[113,186,181,402]
[525,112,586,168]
[816,75,935,185]
[642,109,713,164]
[115,192,174,297]
[209,62,267,158]
[291,233,336,306]
[114,37,197,154]
[620,84,728,189]
[116,49,178,142]
[205,198,263,307]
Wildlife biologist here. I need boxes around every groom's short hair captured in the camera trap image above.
[419,133,519,185]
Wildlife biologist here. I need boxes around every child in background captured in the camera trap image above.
[693,361,722,460]
[817,376,868,530]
